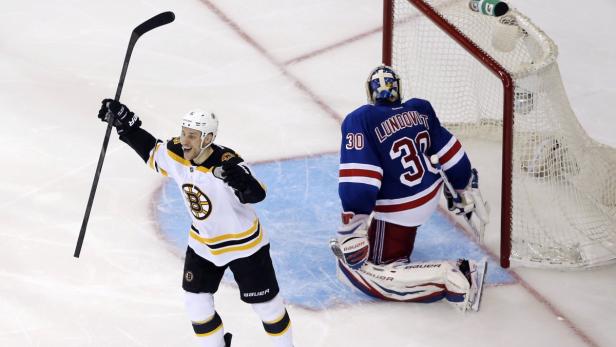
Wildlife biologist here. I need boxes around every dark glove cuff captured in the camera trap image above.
[234,182,266,204]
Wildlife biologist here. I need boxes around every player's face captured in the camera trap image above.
[180,127,203,160]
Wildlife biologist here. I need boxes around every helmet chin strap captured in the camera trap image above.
[195,133,213,160]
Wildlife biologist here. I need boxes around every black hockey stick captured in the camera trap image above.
[74,11,175,258]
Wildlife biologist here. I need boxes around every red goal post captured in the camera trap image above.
[382,0,616,269]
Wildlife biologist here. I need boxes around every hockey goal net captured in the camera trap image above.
[383,0,616,268]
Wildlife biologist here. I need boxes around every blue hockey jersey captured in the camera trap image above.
[339,98,472,227]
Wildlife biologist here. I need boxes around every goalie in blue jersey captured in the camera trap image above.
[330,65,490,312]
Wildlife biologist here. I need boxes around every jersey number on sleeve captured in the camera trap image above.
[389,131,436,187]
[345,133,364,150]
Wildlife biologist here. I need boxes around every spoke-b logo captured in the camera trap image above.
[182,184,212,220]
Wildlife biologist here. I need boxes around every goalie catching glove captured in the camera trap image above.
[98,99,142,135]
[329,213,370,270]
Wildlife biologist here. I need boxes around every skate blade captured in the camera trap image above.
[470,257,488,312]
[329,239,344,260]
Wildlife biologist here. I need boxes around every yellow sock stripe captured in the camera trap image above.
[262,310,291,336]
[192,312,223,337]
[266,321,291,337]
[195,324,223,337]
[264,311,287,325]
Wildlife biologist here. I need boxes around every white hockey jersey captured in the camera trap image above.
[148,137,269,266]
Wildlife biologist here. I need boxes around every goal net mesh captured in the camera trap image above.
[390,0,616,268]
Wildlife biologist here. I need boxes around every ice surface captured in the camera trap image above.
[1,0,615,346]
[155,154,515,310]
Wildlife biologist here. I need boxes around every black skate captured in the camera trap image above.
[224,332,232,347]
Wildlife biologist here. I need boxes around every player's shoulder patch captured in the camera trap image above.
[167,137,184,157]
[213,144,243,166]
[221,151,236,162]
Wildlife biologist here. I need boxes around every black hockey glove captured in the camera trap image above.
[221,158,252,192]
[219,157,266,203]
[98,99,142,135]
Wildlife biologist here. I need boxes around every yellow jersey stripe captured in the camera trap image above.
[167,149,191,166]
[210,229,264,255]
[190,219,259,244]
[149,142,163,169]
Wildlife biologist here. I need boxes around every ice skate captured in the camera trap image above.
[456,258,488,312]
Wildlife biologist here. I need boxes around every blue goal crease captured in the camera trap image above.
[155,154,514,310]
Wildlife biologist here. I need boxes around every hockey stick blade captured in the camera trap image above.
[133,11,175,38]
[73,12,174,258]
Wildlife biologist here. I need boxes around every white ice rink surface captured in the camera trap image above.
[1,1,615,346]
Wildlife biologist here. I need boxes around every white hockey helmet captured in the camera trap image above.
[181,109,218,149]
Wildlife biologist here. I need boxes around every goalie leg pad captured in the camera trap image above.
[337,260,455,302]
[336,258,487,312]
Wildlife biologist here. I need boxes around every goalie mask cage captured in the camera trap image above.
[383,0,616,269]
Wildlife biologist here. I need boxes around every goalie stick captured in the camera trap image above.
[73,11,175,258]
[429,155,489,244]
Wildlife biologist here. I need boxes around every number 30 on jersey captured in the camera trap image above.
[390,131,438,187]
[345,133,364,150]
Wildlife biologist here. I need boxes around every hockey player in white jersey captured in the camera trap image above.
[98,100,294,346]
[331,65,489,312]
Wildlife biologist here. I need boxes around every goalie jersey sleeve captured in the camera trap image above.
[338,111,382,215]
[423,102,472,191]
[339,98,472,227]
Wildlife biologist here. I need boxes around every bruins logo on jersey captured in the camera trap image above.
[182,184,212,220]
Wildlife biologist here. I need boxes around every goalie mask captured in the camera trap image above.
[181,109,218,150]
[366,65,401,104]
